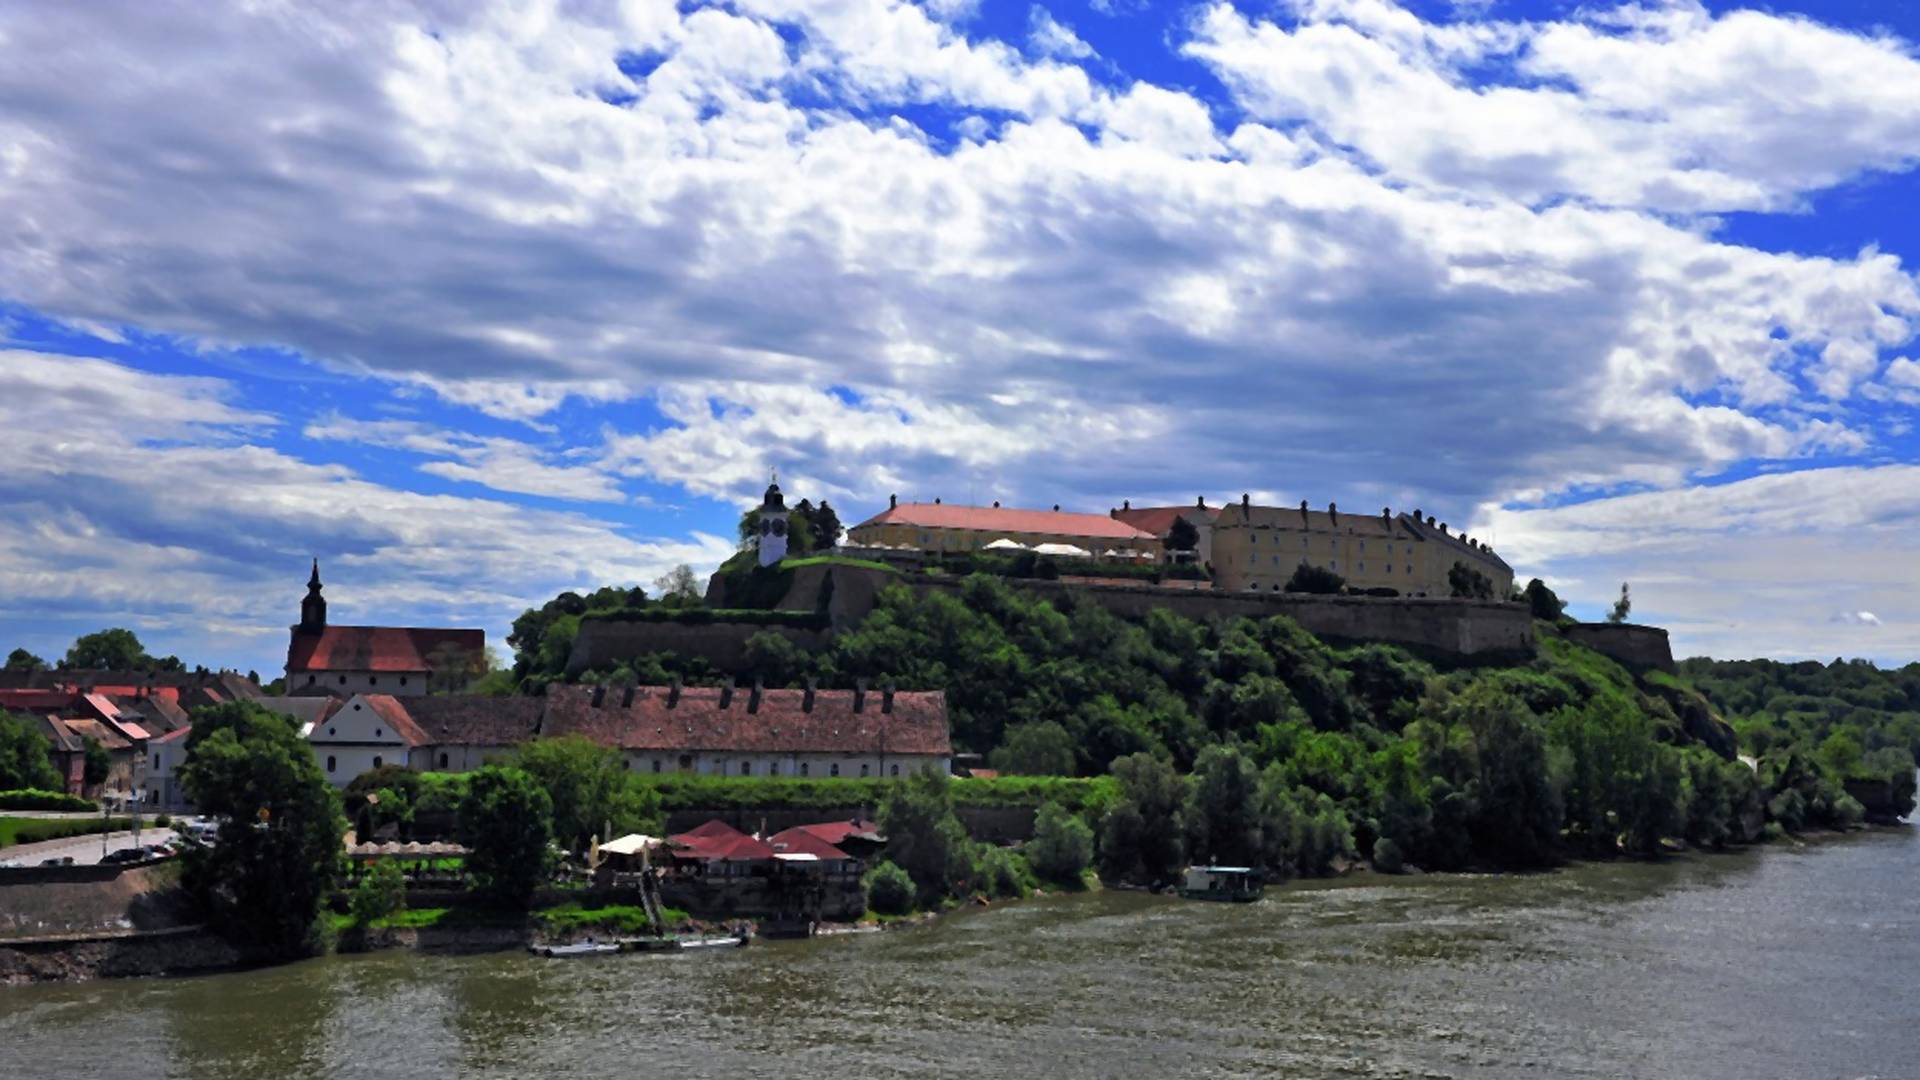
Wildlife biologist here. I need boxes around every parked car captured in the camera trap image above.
[39,856,75,867]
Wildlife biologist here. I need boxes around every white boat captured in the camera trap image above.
[530,941,622,958]
[1178,865,1264,902]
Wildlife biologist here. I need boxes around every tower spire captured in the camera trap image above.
[299,559,327,633]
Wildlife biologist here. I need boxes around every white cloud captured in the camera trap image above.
[303,413,630,503]
[1029,6,1094,60]
[1480,466,1920,662]
[0,351,734,672]
[1184,1,1920,212]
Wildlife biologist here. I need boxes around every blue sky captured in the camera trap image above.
[1,0,1918,675]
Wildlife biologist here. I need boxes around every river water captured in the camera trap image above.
[8,829,1917,1079]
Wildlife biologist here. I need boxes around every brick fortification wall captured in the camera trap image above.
[1560,623,1675,673]
[578,564,1535,676]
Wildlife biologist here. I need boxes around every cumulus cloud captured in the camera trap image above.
[0,1,1917,662]
[1029,6,1095,60]
[1480,466,1920,662]
[0,351,733,672]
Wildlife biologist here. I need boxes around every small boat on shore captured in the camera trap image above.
[529,941,622,958]
[1178,865,1264,903]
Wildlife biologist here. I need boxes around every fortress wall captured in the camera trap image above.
[566,621,830,676]
[1561,623,1675,673]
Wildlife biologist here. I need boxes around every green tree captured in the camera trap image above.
[653,564,705,607]
[878,768,975,905]
[64,627,153,670]
[1026,801,1094,886]
[990,720,1078,776]
[1451,681,1562,866]
[806,500,844,550]
[348,860,407,927]
[1523,579,1566,621]
[458,765,555,908]
[511,736,662,853]
[0,710,62,791]
[1607,583,1632,624]
[1448,562,1494,600]
[1285,562,1346,595]
[4,647,47,673]
[1166,515,1200,554]
[863,861,915,915]
[1184,745,1263,866]
[178,702,346,955]
[1098,752,1185,884]
[741,630,817,686]
[81,737,111,788]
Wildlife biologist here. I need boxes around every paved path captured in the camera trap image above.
[0,827,180,867]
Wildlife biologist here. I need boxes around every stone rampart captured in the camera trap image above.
[567,620,830,676]
[1561,623,1675,673]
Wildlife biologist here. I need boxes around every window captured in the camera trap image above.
[741,760,752,776]
[152,753,159,770]
[891,764,900,777]
[400,676,408,686]
[830,763,840,777]
[861,763,870,777]
[370,677,377,686]
[800,762,810,777]
[338,675,346,685]
[678,755,692,771]
[372,755,382,768]
[326,756,336,773]
[1406,565,1412,575]
[327,727,335,736]
[1358,563,1365,573]
[374,728,382,738]
[1272,584,1280,592]
[438,752,449,769]
[306,675,315,686]
[652,759,662,773]
[1250,533,1257,545]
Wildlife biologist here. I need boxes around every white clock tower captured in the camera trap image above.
[756,478,789,567]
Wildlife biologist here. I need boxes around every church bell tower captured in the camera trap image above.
[757,479,788,567]
[298,559,327,634]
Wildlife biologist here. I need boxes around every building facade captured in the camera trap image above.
[1210,498,1513,599]
[283,562,485,697]
[296,684,951,788]
[848,496,1159,559]
[1111,498,1221,566]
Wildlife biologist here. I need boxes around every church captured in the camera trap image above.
[283,562,486,697]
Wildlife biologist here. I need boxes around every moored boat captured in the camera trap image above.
[1177,865,1264,902]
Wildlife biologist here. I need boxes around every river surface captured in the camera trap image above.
[8,829,1918,1079]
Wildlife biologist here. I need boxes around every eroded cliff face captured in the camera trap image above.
[1843,775,1919,825]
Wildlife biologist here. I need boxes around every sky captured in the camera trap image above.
[1,0,1918,676]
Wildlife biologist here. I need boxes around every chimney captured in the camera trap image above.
[620,685,635,709]
[1052,504,1060,512]
[889,493,897,509]
[882,680,895,715]
[854,678,868,713]
[1328,502,1338,527]
[719,679,734,710]
[590,685,606,708]
[1242,493,1251,509]
[748,678,763,714]
[1382,507,1391,524]
[1196,495,1206,508]
[934,496,941,505]
[803,677,817,713]
[668,676,682,708]
[1427,515,1436,526]
[993,500,1000,508]
[1413,508,1423,522]
[1298,499,1310,527]
[1123,499,1131,511]
[1440,523,1449,535]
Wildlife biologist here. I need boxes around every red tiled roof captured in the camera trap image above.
[285,626,484,674]
[790,819,881,847]
[1112,505,1219,537]
[358,694,431,747]
[152,724,193,745]
[851,502,1155,542]
[766,827,853,862]
[668,820,776,862]
[402,695,543,747]
[543,685,951,757]
[62,718,130,751]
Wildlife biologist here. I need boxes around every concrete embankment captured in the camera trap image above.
[0,927,242,985]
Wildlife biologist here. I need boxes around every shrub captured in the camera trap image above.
[349,860,407,927]
[0,788,93,812]
[864,861,915,915]
[153,812,173,828]
[1026,801,1094,886]
[1285,562,1346,595]
[976,844,1033,899]
[1370,837,1405,874]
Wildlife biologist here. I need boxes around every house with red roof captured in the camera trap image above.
[283,562,484,698]
[847,495,1159,561]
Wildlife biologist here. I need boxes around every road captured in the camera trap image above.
[0,827,181,867]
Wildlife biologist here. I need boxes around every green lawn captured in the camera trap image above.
[536,901,691,934]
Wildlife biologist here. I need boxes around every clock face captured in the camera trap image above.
[770,518,788,536]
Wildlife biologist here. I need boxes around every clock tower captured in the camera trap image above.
[756,479,788,567]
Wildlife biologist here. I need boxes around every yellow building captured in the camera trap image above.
[847,496,1160,560]
[1210,498,1513,599]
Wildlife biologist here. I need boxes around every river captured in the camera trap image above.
[8,829,1916,1079]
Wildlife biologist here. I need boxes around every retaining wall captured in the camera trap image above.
[0,860,194,940]
[1561,623,1675,673]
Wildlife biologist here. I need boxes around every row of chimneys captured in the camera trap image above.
[587,677,896,715]
[891,493,1064,513]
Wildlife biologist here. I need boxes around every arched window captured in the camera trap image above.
[860,763,870,777]
[326,756,336,773]
[338,675,346,685]
[800,762,810,777]
[372,755,383,769]
[830,763,840,777]
[306,675,315,686]
[890,764,900,777]
[652,759,662,773]
[740,760,752,776]
[438,752,448,769]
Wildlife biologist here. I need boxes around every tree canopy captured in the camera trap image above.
[0,710,62,791]
[4,647,47,673]
[63,627,181,671]
[457,765,555,909]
